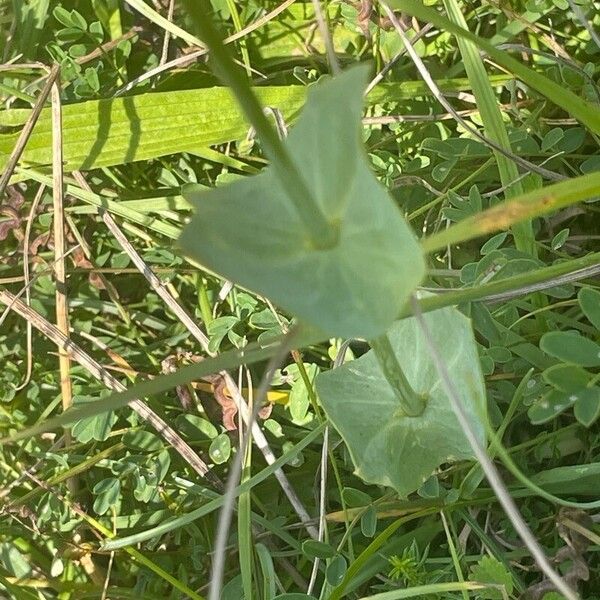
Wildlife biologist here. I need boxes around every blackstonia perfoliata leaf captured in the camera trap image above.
[315,305,486,497]
[180,66,424,338]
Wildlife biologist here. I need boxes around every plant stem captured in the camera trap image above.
[181,0,337,249]
[421,172,600,254]
[370,334,426,417]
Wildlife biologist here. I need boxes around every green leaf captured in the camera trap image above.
[93,477,121,515]
[326,555,348,587]
[288,363,318,424]
[361,505,378,538]
[316,305,486,496]
[175,414,218,440]
[342,487,372,507]
[302,540,336,559]
[209,433,231,464]
[579,288,600,330]
[0,543,31,578]
[417,475,440,498]
[207,315,239,353]
[53,6,75,27]
[469,556,513,599]
[530,463,600,495]
[528,388,578,424]
[551,228,569,250]
[123,430,163,453]
[573,387,600,427]
[542,364,592,392]
[68,9,87,30]
[480,232,507,255]
[71,395,117,443]
[540,331,600,367]
[180,67,424,338]
[541,127,564,151]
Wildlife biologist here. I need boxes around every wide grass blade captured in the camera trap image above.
[0,79,511,173]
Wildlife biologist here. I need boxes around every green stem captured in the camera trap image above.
[422,171,600,254]
[405,251,600,318]
[370,334,426,417]
[181,0,337,249]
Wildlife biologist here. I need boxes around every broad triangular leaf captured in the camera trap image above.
[180,66,424,337]
[316,305,486,496]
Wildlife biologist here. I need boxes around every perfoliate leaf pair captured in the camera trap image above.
[180,67,486,497]
[316,305,487,497]
[180,65,424,338]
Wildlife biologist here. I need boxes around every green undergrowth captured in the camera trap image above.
[0,1,599,599]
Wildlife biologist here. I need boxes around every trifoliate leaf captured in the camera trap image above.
[180,66,424,338]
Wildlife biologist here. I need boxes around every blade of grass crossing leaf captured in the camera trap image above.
[389,0,600,134]
[422,171,600,252]
[442,0,534,256]
[101,423,325,550]
[0,327,321,444]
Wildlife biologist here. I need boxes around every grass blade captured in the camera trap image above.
[390,0,600,133]
[358,581,485,599]
[442,0,534,256]
[0,327,321,444]
[0,79,512,174]
[421,171,600,252]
